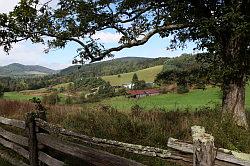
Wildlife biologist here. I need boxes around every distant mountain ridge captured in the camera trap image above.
[0,63,57,76]
[0,57,168,78]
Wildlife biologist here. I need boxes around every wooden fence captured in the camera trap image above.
[0,112,249,166]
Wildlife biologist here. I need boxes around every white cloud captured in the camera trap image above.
[0,0,58,14]
[0,0,19,13]
[0,41,71,70]
[42,62,71,70]
[0,41,43,65]
[92,31,122,43]
[0,0,69,70]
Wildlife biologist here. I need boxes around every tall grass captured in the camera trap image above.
[0,100,249,165]
[58,105,250,153]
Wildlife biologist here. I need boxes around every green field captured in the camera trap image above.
[102,85,250,111]
[101,87,220,111]
[102,65,163,86]
[4,84,250,111]
[3,79,250,112]
[3,92,41,101]
[2,82,74,102]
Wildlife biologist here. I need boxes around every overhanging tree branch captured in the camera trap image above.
[88,24,188,62]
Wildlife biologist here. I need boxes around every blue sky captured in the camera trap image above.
[0,1,198,70]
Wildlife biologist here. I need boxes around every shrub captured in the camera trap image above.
[97,82,115,98]
[177,84,189,94]
[58,87,65,93]
[0,83,4,98]
[131,104,143,117]
[116,87,127,96]
[65,96,73,105]
[78,92,87,103]
[195,82,206,90]
[85,93,100,103]
[43,92,61,105]
[133,80,146,90]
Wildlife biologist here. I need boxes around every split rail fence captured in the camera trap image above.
[0,112,249,166]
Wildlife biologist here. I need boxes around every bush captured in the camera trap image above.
[0,83,4,98]
[65,96,73,105]
[133,80,146,90]
[195,82,206,90]
[58,87,65,93]
[78,92,87,103]
[43,93,61,105]
[177,84,189,94]
[97,82,115,98]
[116,87,127,96]
[85,93,100,103]
[131,104,143,117]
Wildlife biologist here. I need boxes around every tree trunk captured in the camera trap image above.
[222,79,248,129]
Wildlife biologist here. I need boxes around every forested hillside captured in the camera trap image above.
[0,63,57,76]
[60,57,168,79]
[0,57,168,92]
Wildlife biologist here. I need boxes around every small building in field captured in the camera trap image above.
[127,89,161,98]
[122,83,133,89]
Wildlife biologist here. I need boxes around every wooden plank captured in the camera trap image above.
[167,138,193,153]
[217,151,250,166]
[0,137,29,159]
[0,117,25,129]
[38,151,64,166]
[37,133,144,166]
[167,137,250,166]
[36,118,171,158]
[37,119,250,165]
[0,127,28,147]
[0,149,29,166]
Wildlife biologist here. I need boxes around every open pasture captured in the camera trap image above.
[102,65,163,86]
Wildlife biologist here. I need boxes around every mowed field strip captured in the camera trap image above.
[102,65,163,86]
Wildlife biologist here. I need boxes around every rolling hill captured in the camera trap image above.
[59,57,168,79]
[0,63,57,76]
[102,65,163,86]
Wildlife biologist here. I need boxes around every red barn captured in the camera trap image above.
[127,89,160,98]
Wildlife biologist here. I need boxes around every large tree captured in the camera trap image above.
[0,0,249,128]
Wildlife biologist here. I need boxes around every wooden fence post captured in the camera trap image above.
[191,126,215,166]
[26,113,39,166]
[37,110,47,122]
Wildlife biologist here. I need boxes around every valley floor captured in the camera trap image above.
[4,84,250,111]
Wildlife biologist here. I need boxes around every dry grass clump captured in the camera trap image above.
[0,100,34,119]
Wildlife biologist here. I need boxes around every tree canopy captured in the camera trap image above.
[0,0,249,128]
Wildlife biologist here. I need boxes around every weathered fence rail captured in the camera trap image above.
[0,114,249,166]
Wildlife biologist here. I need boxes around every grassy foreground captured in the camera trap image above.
[102,65,163,86]
[0,99,249,166]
